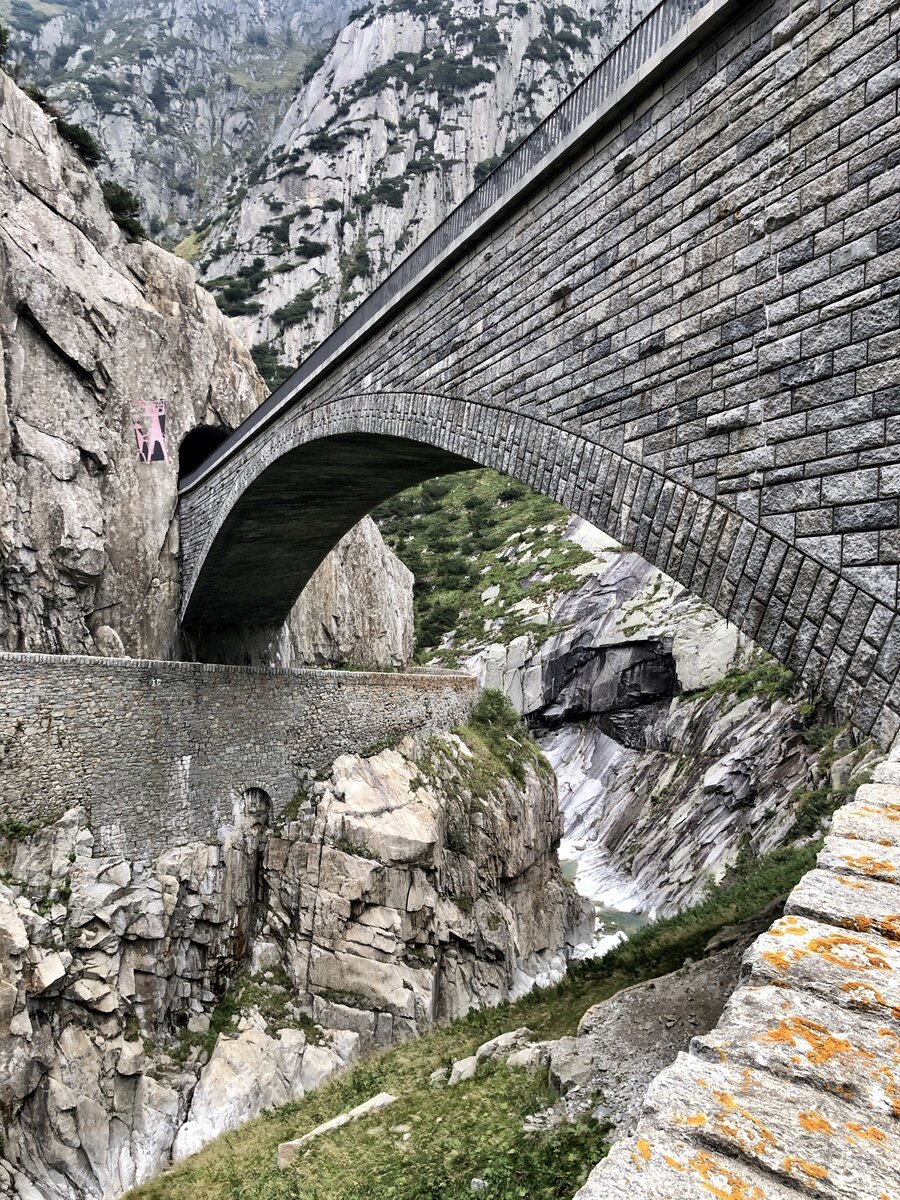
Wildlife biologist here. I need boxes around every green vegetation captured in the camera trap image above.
[251,343,293,390]
[273,289,317,327]
[0,24,9,61]
[373,469,593,661]
[125,840,813,1200]
[0,814,42,840]
[208,259,268,317]
[789,728,875,839]
[701,655,796,704]
[101,179,146,239]
[174,968,322,1064]
[56,117,103,166]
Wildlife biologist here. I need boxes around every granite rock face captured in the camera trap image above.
[7,0,356,238]
[0,71,412,668]
[0,731,589,1198]
[196,0,657,375]
[453,517,836,918]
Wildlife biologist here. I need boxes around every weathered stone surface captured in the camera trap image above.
[0,729,589,1197]
[545,690,825,916]
[0,652,474,856]
[278,1092,397,1167]
[576,744,900,1200]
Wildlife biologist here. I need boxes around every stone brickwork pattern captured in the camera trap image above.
[0,653,475,857]
[573,748,900,1199]
[181,0,900,742]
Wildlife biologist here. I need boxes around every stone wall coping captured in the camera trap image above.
[0,650,476,688]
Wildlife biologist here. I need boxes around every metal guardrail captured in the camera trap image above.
[180,0,713,494]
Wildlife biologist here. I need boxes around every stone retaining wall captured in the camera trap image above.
[0,653,476,856]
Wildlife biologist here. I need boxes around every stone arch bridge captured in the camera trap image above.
[179,0,900,742]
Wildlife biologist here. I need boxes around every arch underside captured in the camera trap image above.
[180,392,900,743]
[181,422,476,630]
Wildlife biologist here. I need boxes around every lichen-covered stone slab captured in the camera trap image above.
[579,745,900,1196]
[787,868,900,943]
[746,915,900,1020]
[573,1133,804,1200]
[644,1053,897,1198]
[819,836,900,886]
[831,790,900,847]
[694,984,900,1118]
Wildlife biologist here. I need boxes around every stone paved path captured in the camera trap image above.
[574,751,900,1199]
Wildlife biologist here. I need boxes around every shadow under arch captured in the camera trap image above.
[178,424,233,486]
[178,391,887,739]
[179,391,610,658]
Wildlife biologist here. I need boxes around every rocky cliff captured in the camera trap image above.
[376,473,881,921]
[0,69,411,667]
[191,0,656,382]
[5,0,356,238]
[0,711,590,1198]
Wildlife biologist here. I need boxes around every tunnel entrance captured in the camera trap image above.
[178,425,232,485]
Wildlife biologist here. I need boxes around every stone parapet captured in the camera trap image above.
[573,748,900,1198]
[0,652,476,857]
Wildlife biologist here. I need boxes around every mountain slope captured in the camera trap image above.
[3,0,357,237]
[193,0,657,383]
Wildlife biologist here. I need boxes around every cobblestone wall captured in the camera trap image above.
[181,0,900,744]
[0,654,475,856]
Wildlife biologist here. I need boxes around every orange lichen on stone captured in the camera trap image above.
[760,1016,862,1066]
[783,1156,828,1182]
[686,1150,766,1200]
[846,1122,888,1145]
[881,913,900,941]
[808,931,890,971]
[842,853,896,876]
[841,980,887,1007]
[761,949,794,974]
[663,1155,685,1171]
[847,914,873,931]
[798,1110,834,1135]
[635,1138,651,1163]
[769,918,807,937]
[837,876,869,891]
[709,1089,776,1156]
[683,1114,708,1127]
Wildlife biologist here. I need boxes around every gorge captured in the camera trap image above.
[1,0,899,1197]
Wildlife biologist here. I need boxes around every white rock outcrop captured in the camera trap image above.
[0,727,589,1198]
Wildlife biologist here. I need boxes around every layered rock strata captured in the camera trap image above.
[0,728,590,1198]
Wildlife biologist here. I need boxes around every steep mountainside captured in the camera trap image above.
[3,0,356,237]
[0,70,411,665]
[192,0,656,383]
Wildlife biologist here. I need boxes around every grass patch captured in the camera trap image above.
[701,655,796,705]
[125,840,813,1200]
[372,469,594,661]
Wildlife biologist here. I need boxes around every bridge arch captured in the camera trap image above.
[178,0,900,743]
[180,389,879,737]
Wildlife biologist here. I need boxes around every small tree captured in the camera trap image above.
[100,180,146,239]
[0,25,9,63]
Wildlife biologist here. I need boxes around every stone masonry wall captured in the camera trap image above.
[0,653,475,856]
[181,0,900,743]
